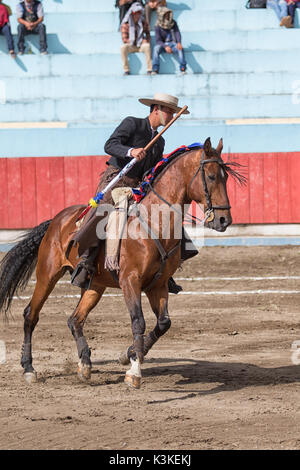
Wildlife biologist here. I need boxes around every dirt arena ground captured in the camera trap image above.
[1,245,300,450]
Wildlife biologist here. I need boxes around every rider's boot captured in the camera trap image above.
[168,277,183,294]
[168,230,199,294]
[71,246,99,290]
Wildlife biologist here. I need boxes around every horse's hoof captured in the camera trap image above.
[23,371,37,384]
[77,363,91,381]
[119,350,130,366]
[124,373,141,389]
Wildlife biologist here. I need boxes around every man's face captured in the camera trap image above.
[159,105,174,125]
[150,104,175,128]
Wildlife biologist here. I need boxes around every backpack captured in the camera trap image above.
[246,0,266,8]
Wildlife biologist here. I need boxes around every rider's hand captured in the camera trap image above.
[165,46,172,54]
[131,148,146,161]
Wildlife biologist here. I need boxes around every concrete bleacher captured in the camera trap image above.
[0,0,300,157]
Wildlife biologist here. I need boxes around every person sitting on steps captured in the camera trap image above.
[0,0,16,58]
[152,6,187,75]
[120,2,152,75]
[144,0,166,28]
[16,0,48,55]
[281,0,300,27]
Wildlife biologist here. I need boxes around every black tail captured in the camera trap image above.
[0,220,52,317]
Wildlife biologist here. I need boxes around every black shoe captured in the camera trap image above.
[168,277,183,294]
[71,263,95,290]
[70,246,99,289]
[181,230,199,261]
[181,248,199,262]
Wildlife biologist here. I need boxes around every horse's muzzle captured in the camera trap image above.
[207,212,232,232]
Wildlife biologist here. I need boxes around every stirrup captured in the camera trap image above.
[168,277,183,295]
[71,263,95,290]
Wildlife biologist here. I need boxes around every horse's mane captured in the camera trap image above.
[222,159,248,186]
[148,148,197,185]
[140,148,194,204]
[142,147,247,203]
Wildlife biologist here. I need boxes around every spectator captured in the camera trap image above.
[120,2,152,76]
[282,0,300,27]
[0,0,16,58]
[152,7,186,75]
[16,0,48,55]
[267,0,289,24]
[144,0,166,28]
[115,0,144,26]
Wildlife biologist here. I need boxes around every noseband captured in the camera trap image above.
[189,150,231,222]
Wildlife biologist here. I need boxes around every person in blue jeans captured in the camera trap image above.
[266,0,291,26]
[0,0,16,57]
[16,0,48,54]
[152,6,186,75]
[285,0,300,26]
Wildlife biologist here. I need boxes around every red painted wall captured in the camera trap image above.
[0,153,299,229]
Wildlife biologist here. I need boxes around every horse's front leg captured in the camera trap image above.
[121,274,145,389]
[144,284,170,355]
[21,268,64,383]
[119,284,170,365]
[67,288,104,381]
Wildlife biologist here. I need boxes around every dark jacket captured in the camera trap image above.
[19,1,41,22]
[104,116,165,180]
[155,21,182,47]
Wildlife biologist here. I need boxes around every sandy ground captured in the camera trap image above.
[1,245,300,450]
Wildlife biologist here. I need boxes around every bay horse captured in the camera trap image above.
[0,138,244,389]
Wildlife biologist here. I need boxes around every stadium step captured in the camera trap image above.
[0,93,299,122]
[2,28,300,56]
[0,49,299,78]
[6,9,285,34]
[3,0,272,14]
[1,72,299,101]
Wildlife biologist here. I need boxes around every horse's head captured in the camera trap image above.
[188,137,241,232]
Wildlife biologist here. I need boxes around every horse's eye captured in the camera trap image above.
[208,175,216,182]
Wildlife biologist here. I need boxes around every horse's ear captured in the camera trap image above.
[216,138,223,154]
[203,137,211,154]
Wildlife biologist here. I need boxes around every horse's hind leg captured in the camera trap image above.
[67,288,105,381]
[119,285,170,365]
[21,268,65,383]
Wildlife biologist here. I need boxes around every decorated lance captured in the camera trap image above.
[77,105,188,221]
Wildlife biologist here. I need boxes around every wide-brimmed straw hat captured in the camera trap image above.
[139,93,190,114]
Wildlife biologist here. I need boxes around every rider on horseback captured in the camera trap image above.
[70,93,198,292]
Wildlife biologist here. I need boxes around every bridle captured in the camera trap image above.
[140,149,231,225]
[188,150,231,222]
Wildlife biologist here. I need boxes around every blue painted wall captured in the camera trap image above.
[0,0,300,157]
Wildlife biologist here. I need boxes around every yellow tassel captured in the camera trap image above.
[89,198,99,208]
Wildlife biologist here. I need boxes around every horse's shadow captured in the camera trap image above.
[41,356,300,399]
[89,357,300,398]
